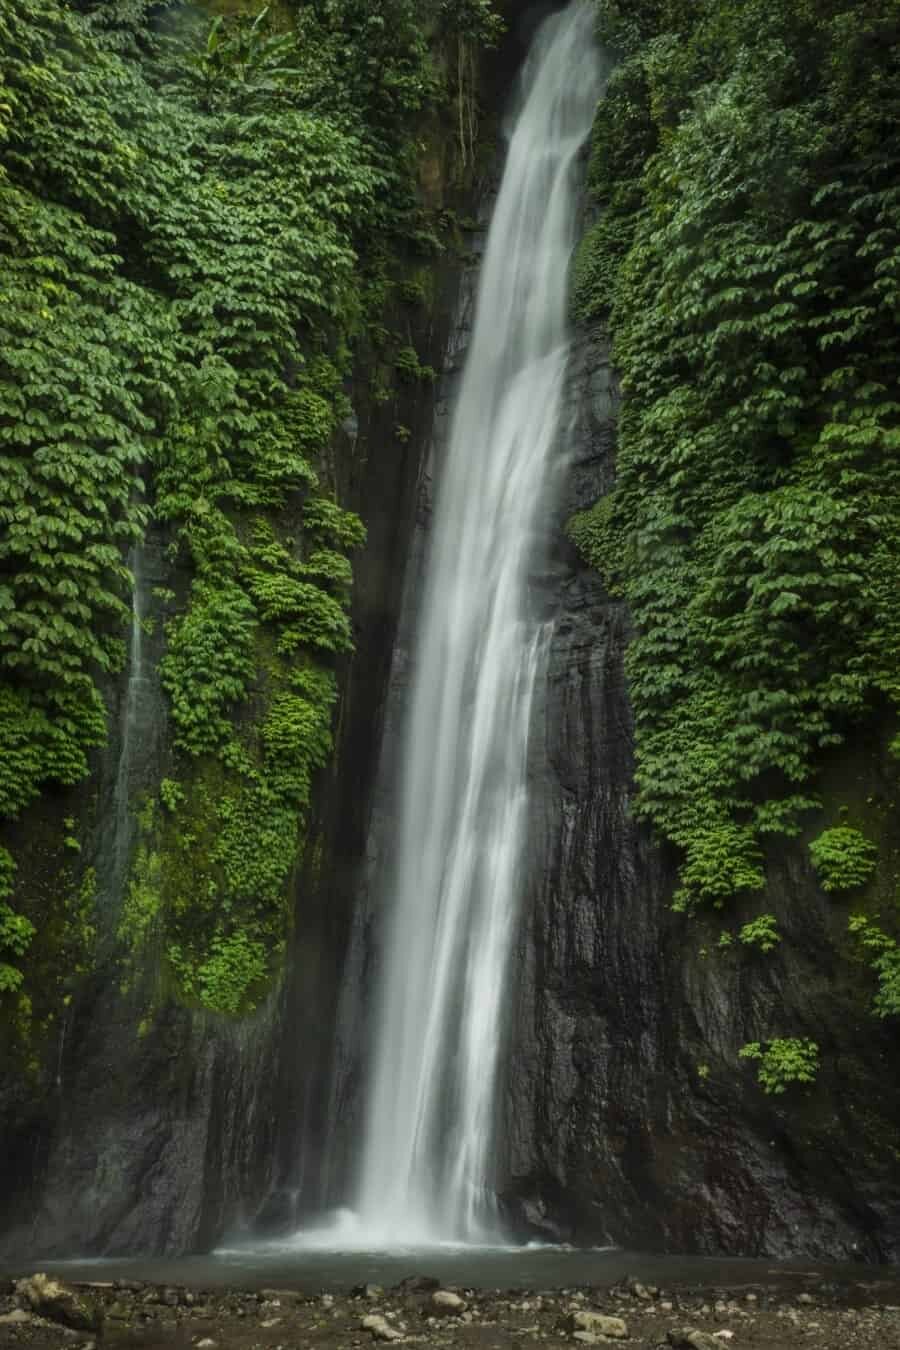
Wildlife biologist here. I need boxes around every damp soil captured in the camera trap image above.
[2,1270,900,1350]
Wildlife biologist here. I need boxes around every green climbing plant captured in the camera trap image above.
[809,828,879,893]
[0,0,501,1016]
[572,0,900,926]
[739,1038,820,1095]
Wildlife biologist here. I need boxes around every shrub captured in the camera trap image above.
[809,827,878,892]
[739,1037,819,1094]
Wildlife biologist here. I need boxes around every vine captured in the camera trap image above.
[0,0,501,1016]
[572,0,900,999]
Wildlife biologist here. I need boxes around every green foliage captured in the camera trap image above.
[577,0,900,913]
[394,346,437,383]
[0,845,33,992]
[0,877,36,993]
[172,930,269,1016]
[159,778,184,813]
[567,493,624,590]
[0,0,500,1015]
[809,827,879,892]
[848,915,900,1018]
[738,913,781,953]
[739,1037,820,1094]
[571,215,630,322]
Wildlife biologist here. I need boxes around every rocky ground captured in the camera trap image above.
[2,1271,899,1350]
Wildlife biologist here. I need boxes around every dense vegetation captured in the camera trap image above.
[0,0,500,1027]
[573,0,900,1084]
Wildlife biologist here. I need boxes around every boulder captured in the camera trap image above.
[667,1329,721,1350]
[15,1274,103,1332]
[429,1290,466,1316]
[395,1275,440,1294]
[567,1311,628,1339]
[362,1313,405,1342]
[0,1309,32,1325]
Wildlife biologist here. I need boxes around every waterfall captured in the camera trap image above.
[345,1,602,1246]
[110,542,149,903]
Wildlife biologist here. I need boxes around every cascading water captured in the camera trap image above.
[345,1,603,1247]
[110,543,149,902]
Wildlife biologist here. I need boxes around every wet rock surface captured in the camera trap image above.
[0,160,485,1260]
[493,322,900,1259]
[2,1274,899,1350]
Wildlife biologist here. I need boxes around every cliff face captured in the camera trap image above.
[0,0,538,1260]
[494,326,900,1261]
[2,0,898,1266]
[0,234,469,1260]
[320,236,900,1262]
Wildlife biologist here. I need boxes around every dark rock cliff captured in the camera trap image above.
[326,295,900,1262]
[494,325,900,1261]
[3,0,898,1264]
[0,224,472,1260]
[0,0,551,1260]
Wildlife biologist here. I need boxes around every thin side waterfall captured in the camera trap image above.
[110,543,148,898]
[352,2,602,1245]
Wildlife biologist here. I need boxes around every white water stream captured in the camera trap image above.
[348,1,601,1247]
[110,544,148,898]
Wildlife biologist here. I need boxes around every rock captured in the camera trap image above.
[260,1289,303,1305]
[260,1317,282,1328]
[395,1275,440,1295]
[362,1313,405,1342]
[572,1333,599,1345]
[196,1339,217,1347]
[428,1290,466,1316]
[0,1309,32,1325]
[630,1281,653,1301]
[352,1284,385,1301]
[15,1274,103,1332]
[667,1329,721,1350]
[567,1311,628,1339]
[797,1293,815,1306]
[714,1333,734,1342]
